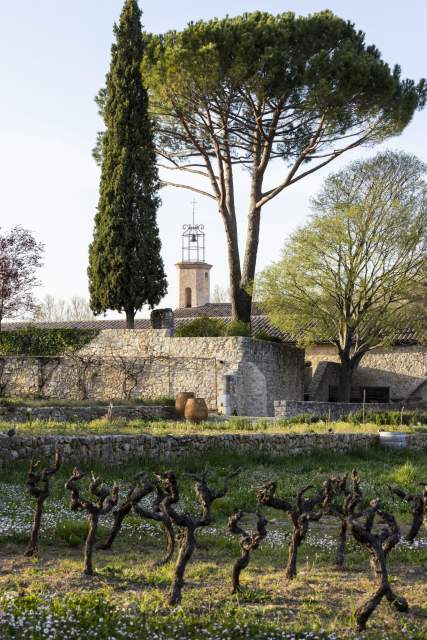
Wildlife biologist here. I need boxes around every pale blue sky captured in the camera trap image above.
[0,0,426,317]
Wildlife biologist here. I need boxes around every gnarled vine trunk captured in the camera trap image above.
[350,502,409,631]
[25,451,62,557]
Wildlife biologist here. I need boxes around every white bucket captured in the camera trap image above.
[379,432,407,448]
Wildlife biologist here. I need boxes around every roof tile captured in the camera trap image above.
[2,302,420,345]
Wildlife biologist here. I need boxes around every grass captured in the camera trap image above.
[1,415,426,436]
[0,448,426,638]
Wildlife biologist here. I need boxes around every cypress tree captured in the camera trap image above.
[88,0,167,329]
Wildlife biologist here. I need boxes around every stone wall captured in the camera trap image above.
[274,400,424,420]
[306,344,427,402]
[306,362,340,402]
[0,404,178,423]
[0,331,304,417]
[1,431,425,466]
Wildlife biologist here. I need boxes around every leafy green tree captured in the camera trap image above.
[88,0,167,328]
[141,11,426,323]
[257,151,427,401]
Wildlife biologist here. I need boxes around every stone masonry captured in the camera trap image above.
[0,331,304,417]
[306,344,427,402]
[1,431,425,467]
[274,400,416,421]
[0,404,178,423]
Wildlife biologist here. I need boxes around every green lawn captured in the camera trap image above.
[0,447,426,639]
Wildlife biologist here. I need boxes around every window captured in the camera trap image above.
[185,287,192,308]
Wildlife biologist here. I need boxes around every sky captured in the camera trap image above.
[0,0,426,318]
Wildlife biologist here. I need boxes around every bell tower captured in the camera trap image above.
[176,203,212,309]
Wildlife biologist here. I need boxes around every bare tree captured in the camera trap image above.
[34,295,95,322]
[64,349,100,401]
[65,469,119,575]
[257,478,335,579]
[67,296,96,321]
[389,482,427,542]
[159,468,240,605]
[0,226,44,330]
[228,510,269,593]
[25,450,61,556]
[97,472,176,564]
[108,350,141,400]
[211,285,230,304]
[133,475,177,566]
[96,474,153,551]
[35,357,61,398]
[324,469,363,569]
[349,499,408,631]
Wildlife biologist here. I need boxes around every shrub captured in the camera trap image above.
[389,461,418,484]
[291,413,321,425]
[253,331,282,343]
[345,409,427,426]
[0,326,99,356]
[276,414,321,426]
[175,317,226,337]
[225,320,251,337]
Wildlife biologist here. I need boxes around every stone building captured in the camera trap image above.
[305,339,427,404]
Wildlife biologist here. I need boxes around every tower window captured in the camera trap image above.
[185,287,192,308]
[205,272,208,279]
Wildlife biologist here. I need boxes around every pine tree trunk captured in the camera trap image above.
[232,289,252,324]
[223,185,262,324]
[222,209,247,323]
[240,190,262,324]
[126,309,135,329]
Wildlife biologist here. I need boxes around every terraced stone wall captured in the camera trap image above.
[0,431,426,466]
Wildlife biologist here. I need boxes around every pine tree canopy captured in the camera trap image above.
[88,0,167,327]
[139,10,426,323]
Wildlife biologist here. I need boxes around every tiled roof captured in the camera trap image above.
[174,302,265,318]
[2,303,421,345]
[2,319,152,331]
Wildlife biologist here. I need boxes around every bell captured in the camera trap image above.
[191,234,196,242]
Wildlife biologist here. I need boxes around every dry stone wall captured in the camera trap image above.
[274,400,420,420]
[1,431,425,467]
[0,404,177,423]
[0,331,304,416]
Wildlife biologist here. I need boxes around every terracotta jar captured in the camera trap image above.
[175,392,195,416]
[184,397,208,423]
